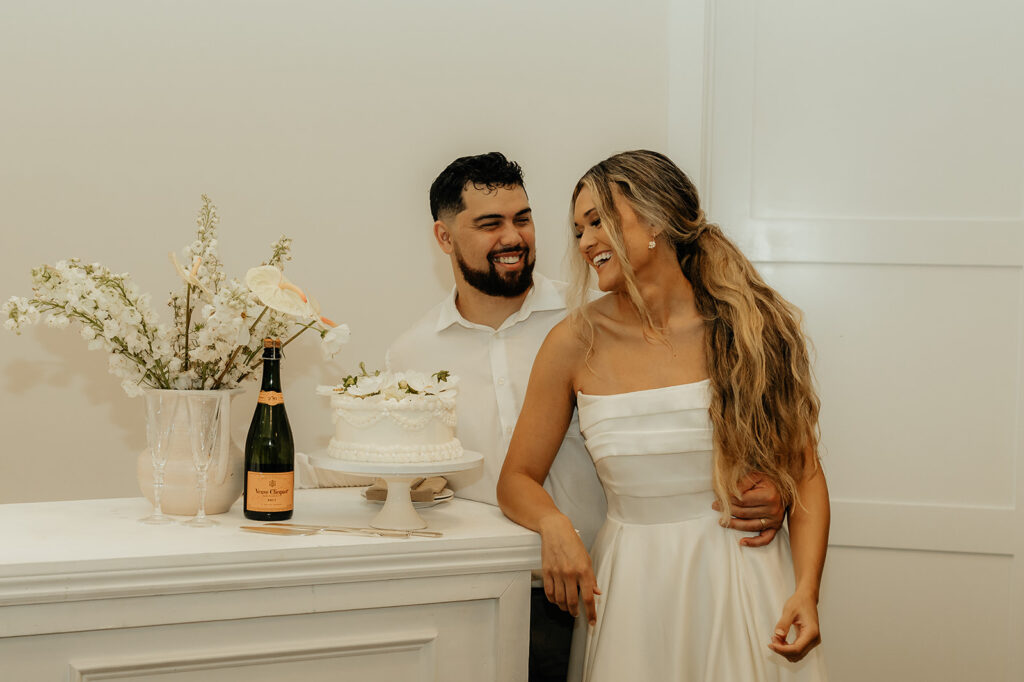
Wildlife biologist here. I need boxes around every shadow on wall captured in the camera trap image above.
[4,327,139,447]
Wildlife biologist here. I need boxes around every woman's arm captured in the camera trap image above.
[497,320,600,624]
[769,447,830,662]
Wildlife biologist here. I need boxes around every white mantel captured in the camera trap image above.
[0,488,540,681]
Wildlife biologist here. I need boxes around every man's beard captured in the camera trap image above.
[454,243,535,298]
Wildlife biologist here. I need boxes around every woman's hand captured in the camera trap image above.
[711,472,786,547]
[768,590,821,662]
[538,513,601,625]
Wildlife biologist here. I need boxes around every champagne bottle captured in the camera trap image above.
[244,338,295,520]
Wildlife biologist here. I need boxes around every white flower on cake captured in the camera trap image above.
[318,364,457,401]
[402,370,432,393]
[347,373,386,397]
[402,369,460,396]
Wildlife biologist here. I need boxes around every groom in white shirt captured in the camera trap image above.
[387,152,785,682]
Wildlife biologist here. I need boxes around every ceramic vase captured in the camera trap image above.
[136,389,244,515]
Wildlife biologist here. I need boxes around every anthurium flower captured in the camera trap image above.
[305,294,324,322]
[304,293,342,327]
[245,265,309,317]
[169,253,210,295]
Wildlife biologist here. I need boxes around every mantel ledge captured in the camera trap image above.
[0,542,541,607]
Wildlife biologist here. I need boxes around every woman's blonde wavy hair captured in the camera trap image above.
[568,150,820,514]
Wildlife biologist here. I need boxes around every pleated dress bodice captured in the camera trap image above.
[577,380,716,526]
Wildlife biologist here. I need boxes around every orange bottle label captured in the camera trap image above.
[258,391,284,406]
[246,471,294,512]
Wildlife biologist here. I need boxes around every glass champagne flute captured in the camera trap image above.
[182,392,222,527]
[140,391,178,524]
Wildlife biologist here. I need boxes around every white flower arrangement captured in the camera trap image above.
[3,195,350,396]
[317,364,458,402]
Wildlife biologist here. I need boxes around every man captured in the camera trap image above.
[388,152,784,682]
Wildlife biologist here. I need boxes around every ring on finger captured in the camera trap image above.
[759,517,767,530]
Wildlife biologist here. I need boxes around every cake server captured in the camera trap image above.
[266,522,443,538]
[240,525,323,536]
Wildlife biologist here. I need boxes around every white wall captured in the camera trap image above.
[0,0,671,503]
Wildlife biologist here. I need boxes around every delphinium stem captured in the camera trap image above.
[184,283,192,371]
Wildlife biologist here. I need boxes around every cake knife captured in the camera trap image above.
[240,525,323,536]
[266,522,443,538]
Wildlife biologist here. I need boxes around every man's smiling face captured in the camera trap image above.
[447,182,536,298]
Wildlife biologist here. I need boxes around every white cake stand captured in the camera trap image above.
[308,451,483,530]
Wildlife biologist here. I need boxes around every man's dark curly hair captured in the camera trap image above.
[429,152,525,221]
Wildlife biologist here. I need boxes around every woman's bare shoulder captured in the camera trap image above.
[561,294,614,330]
[585,292,618,316]
[544,297,620,349]
[542,315,587,355]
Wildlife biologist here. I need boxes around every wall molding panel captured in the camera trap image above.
[669,0,1024,678]
[830,500,1015,557]
[69,630,438,681]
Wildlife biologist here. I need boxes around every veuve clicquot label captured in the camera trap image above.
[246,472,294,512]
[257,390,284,406]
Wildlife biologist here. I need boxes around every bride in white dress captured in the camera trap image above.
[497,150,829,681]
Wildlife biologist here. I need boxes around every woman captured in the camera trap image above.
[497,150,829,681]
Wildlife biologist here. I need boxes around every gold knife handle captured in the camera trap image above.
[267,522,443,538]
[241,526,320,536]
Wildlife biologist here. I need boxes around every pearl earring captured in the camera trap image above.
[648,239,656,250]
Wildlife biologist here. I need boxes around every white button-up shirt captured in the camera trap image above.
[387,274,607,549]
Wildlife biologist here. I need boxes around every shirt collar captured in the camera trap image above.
[434,273,566,332]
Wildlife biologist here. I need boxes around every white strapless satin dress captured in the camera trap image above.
[567,381,827,682]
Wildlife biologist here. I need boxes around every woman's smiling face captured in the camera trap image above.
[573,185,654,292]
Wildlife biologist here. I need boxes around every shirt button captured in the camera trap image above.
[497,377,506,385]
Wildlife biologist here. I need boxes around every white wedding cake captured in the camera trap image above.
[317,369,463,463]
